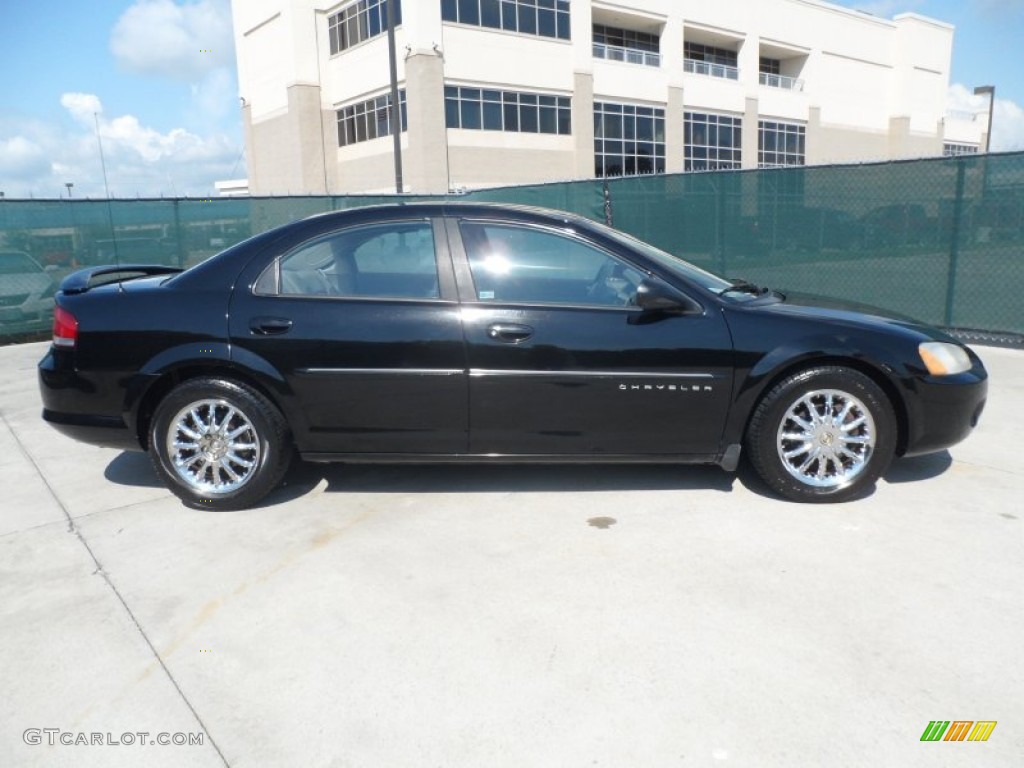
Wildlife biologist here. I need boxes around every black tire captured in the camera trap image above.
[149,378,293,511]
[745,366,896,503]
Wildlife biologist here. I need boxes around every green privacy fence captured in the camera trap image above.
[602,154,1024,342]
[1,152,1022,343]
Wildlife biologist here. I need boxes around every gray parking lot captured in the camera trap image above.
[1,340,1021,767]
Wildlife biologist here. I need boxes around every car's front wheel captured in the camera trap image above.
[149,378,292,510]
[746,366,897,503]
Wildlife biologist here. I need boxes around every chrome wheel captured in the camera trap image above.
[776,389,876,489]
[166,399,261,495]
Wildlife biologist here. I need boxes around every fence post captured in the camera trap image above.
[716,178,727,276]
[603,178,613,227]
[172,199,186,268]
[943,159,967,327]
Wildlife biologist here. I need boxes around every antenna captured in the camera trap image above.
[94,112,121,268]
[94,112,113,199]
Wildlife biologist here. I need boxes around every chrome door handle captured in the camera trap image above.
[250,316,293,335]
[486,323,534,343]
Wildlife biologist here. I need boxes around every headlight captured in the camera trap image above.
[918,341,972,376]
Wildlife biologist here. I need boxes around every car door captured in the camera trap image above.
[447,216,734,457]
[229,217,468,455]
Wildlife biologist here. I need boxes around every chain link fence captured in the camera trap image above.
[1,152,1021,344]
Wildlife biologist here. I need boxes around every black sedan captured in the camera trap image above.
[38,203,987,510]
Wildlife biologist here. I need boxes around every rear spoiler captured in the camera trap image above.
[61,265,183,295]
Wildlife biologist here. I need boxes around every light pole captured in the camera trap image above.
[973,85,995,153]
[385,0,403,193]
[65,182,74,198]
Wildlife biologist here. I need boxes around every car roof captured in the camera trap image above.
[301,201,595,228]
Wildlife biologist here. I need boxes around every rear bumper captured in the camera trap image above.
[41,408,140,451]
[901,363,988,457]
[38,349,142,451]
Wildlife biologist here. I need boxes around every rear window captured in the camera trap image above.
[0,252,39,274]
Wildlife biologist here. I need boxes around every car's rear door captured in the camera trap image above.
[446,216,733,456]
[229,216,468,455]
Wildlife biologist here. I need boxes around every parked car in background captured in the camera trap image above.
[861,204,934,248]
[89,237,177,267]
[740,206,862,253]
[38,204,987,510]
[0,250,56,335]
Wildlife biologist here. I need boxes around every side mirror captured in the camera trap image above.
[635,279,702,315]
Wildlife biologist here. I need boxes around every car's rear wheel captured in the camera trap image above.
[746,366,896,503]
[149,378,292,510]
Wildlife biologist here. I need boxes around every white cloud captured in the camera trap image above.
[0,1,243,198]
[0,136,49,181]
[191,68,236,126]
[994,101,1024,151]
[107,1,240,146]
[110,0,235,80]
[0,94,242,198]
[60,93,104,126]
[948,83,1024,151]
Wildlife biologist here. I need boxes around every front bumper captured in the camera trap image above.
[901,362,988,457]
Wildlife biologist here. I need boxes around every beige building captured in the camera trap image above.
[230,0,987,195]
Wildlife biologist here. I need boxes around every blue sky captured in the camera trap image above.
[0,0,240,198]
[833,0,1024,110]
[0,0,1022,198]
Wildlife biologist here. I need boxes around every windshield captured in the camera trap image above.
[583,222,733,294]
[0,252,40,275]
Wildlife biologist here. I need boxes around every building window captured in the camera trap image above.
[684,112,742,171]
[593,24,660,67]
[445,86,571,135]
[684,42,737,67]
[594,102,666,177]
[441,0,570,40]
[337,91,407,147]
[684,41,739,80]
[329,0,401,55]
[758,56,803,90]
[759,120,806,167]
[943,142,980,157]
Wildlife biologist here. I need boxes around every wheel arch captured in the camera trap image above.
[131,362,293,451]
[737,354,910,457]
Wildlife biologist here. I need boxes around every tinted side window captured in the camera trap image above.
[460,222,644,307]
[275,221,439,299]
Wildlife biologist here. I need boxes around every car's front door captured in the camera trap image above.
[230,217,468,455]
[448,217,733,456]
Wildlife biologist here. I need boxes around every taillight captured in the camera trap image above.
[53,306,78,348]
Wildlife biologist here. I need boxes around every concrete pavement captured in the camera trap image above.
[1,340,1022,767]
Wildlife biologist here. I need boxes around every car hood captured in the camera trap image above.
[751,290,957,343]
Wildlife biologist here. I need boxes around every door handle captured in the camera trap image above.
[487,323,534,343]
[250,316,293,335]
